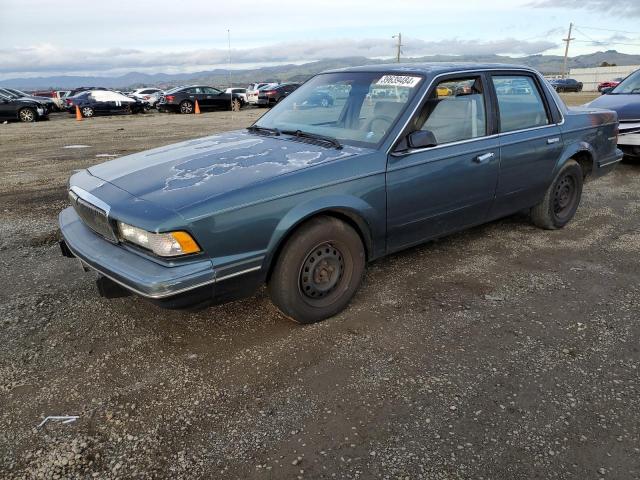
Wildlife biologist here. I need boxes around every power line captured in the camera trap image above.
[574,25,640,35]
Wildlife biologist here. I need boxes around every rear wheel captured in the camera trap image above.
[179,100,194,114]
[18,107,36,122]
[531,159,583,229]
[81,106,94,118]
[268,216,366,324]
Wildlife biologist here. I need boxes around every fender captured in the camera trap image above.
[262,194,385,276]
[553,140,596,176]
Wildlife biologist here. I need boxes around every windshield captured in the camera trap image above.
[611,70,640,94]
[252,72,423,147]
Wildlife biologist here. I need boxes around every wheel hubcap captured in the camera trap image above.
[300,243,344,299]
[181,103,193,113]
[21,110,34,121]
[553,174,576,218]
[82,108,92,117]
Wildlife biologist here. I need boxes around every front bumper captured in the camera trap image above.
[59,207,216,299]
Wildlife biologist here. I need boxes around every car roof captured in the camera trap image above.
[322,62,539,76]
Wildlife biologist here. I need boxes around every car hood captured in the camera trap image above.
[88,130,370,212]
[587,94,640,121]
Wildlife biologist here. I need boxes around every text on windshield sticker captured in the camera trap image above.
[376,75,422,88]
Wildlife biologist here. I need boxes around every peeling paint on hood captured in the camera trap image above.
[88,130,369,212]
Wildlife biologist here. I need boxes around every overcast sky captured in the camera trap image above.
[0,0,639,79]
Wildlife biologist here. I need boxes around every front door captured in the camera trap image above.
[386,73,500,251]
[488,74,564,218]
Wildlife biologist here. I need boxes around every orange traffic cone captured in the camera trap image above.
[194,99,201,114]
[75,105,82,121]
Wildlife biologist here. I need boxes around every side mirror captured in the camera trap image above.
[601,87,613,95]
[407,130,437,149]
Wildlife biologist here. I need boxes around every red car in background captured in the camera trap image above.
[598,77,623,93]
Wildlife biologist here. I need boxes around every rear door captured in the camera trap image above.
[386,73,500,250]
[185,87,205,107]
[488,73,564,218]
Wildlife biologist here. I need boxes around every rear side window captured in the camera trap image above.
[492,76,550,132]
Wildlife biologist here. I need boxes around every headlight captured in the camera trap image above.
[117,222,201,257]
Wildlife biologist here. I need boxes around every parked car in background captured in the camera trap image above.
[0,90,48,122]
[67,86,109,97]
[257,83,300,106]
[0,87,57,112]
[301,89,334,107]
[598,77,624,93]
[146,91,164,108]
[157,85,243,113]
[225,88,248,103]
[65,90,146,117]
[548,78,583,92]
[586,68,640,158]
[247,83,275,104]
[130,88,163,105]
[59,63,622,324]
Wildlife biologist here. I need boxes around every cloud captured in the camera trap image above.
[528,0,640,17]
[0,37,557,78]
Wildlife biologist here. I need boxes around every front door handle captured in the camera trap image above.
[547,137,560,144]
[475,152,495,163]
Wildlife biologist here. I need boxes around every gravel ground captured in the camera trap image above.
[1,96,639,479]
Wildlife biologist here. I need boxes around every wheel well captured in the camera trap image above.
[265,210,373,282]
[572,151,593,178]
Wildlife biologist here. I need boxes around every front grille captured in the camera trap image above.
[69,190,118,243]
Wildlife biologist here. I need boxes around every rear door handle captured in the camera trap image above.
[475,152,495,163]
[547,137,560,144]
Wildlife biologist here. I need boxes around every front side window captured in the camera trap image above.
[202,87,221,94]
[611,70,640,94]
[492,76,550,132]
[413,76,487,145]
[253,72,423,147]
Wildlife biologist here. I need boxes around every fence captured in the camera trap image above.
[568,65,640,92]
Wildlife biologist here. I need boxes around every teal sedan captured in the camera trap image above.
[59,63,623,323]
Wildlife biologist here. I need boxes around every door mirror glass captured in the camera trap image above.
[407,130,437,149]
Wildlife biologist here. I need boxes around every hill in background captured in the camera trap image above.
[2,50,639,90]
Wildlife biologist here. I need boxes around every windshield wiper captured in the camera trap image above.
[281,129,342,149]
[247,125,280,136]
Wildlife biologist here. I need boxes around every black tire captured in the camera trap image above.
[18,107,36,122]
[81,106,94,118]
[530,159,583,229]
[179,100,194,114]
[268,216,366,324]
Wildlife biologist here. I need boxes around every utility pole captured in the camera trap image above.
[562,22,574,79]
[392,33,402,63]
[227,29,233,114]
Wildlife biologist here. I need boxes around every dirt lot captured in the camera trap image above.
[1,94,639,479]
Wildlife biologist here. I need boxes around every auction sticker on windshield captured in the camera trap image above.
[376,75,422,88]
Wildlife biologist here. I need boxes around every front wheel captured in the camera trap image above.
[81,106,94,118]
[268,216,365,324]
[231,98,241,111]
[18,107,36,122]
[530,159,583,229]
